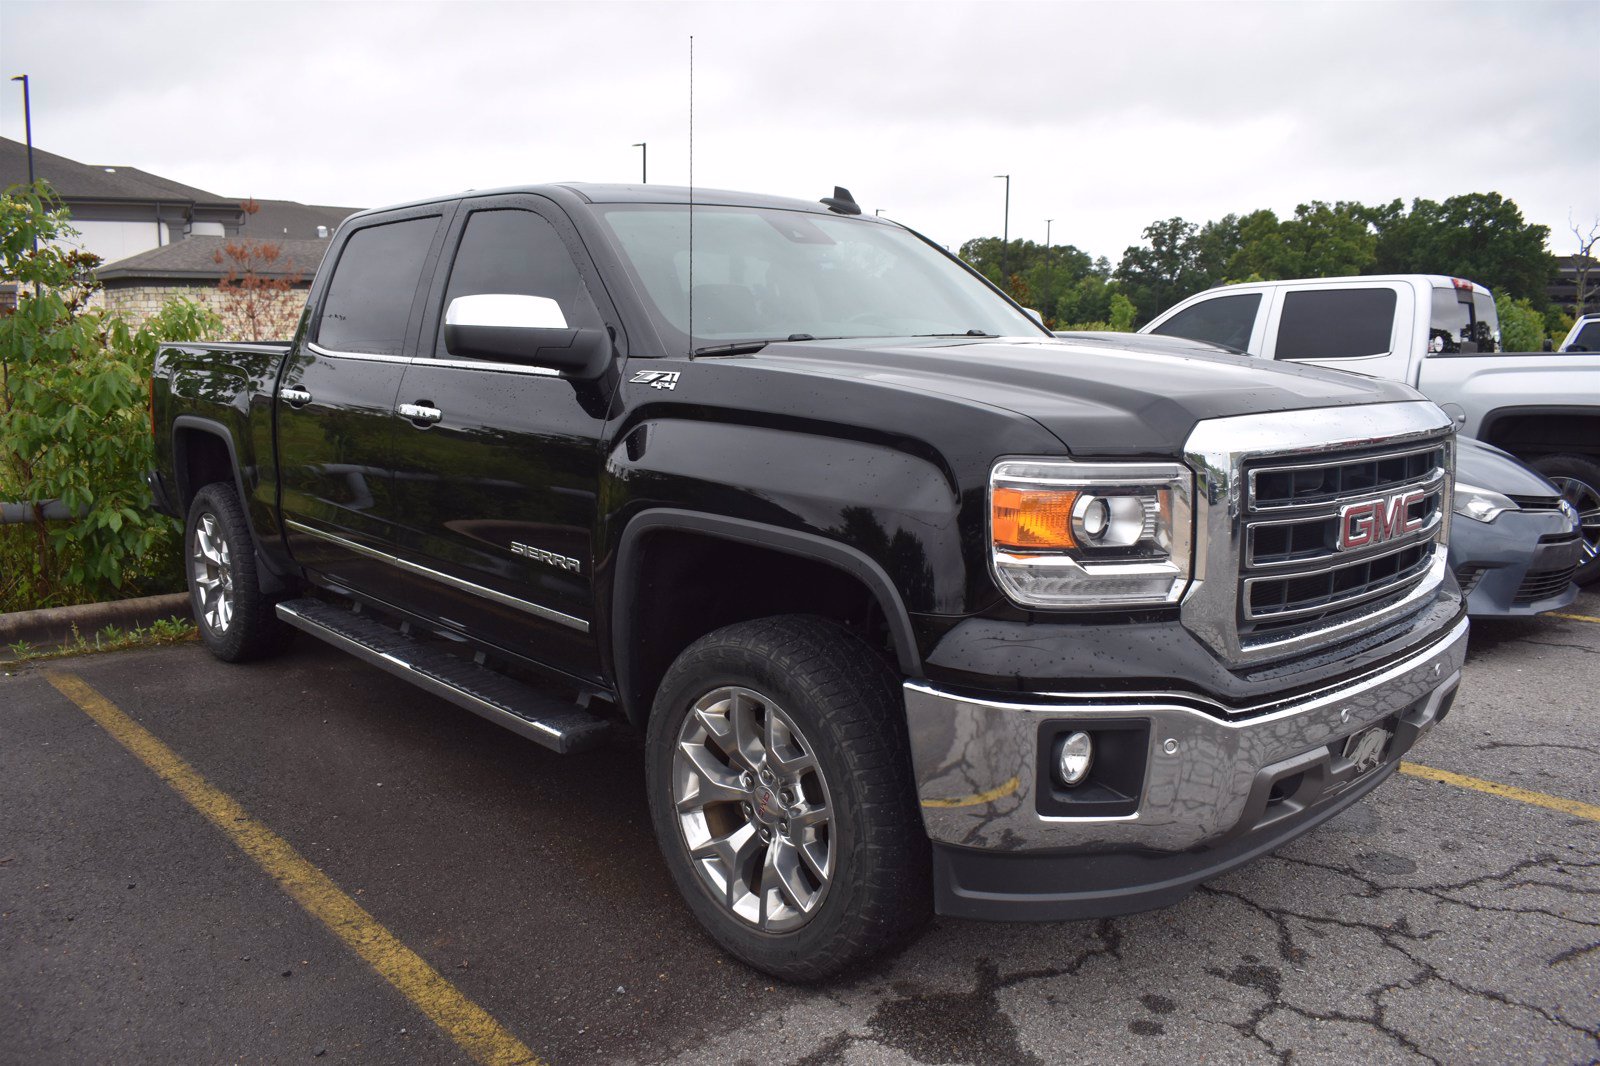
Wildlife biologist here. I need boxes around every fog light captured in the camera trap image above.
[1056,731,1094,786]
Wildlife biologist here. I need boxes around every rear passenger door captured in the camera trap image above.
[384,196,623,681]
[1259,283,1414,382]
[277,207,449,595]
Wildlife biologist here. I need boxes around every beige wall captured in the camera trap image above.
[101,282,309,339]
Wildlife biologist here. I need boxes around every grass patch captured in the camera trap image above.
[5,616,197,666]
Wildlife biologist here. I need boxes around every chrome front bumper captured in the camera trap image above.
[906,616,1469,855]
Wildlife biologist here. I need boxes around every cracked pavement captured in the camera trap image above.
[3,590,1597,1064]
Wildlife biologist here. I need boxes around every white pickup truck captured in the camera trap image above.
[1143,274,1600,583]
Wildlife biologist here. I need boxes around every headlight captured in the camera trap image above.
[989,459,1192,609]
[1453,481,1517,523]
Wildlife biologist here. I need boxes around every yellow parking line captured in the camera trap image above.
[45,672,543,1066]
[1400,761,1600,823]
[922,775,1020,808]
[1548,612,1600,625]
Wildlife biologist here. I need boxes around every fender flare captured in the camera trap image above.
[170,415,288,588]
[1476,405,1600,457]
[611,509,923,719]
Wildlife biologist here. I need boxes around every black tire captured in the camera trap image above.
[184,482,294,661]
[645,615,931,981]
[1529,454,1600,586]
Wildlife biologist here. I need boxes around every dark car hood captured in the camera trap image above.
[1456,436,1560,497]
[740,336,1421,455]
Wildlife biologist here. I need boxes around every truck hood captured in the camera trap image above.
[740,336,1422,455]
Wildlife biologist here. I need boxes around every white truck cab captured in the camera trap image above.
[1143,274,1600,583]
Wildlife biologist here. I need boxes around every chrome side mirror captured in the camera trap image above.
[443,294,611,379]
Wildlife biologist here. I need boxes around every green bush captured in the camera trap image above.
[1,182,219,612]
[1493,290,1548,353]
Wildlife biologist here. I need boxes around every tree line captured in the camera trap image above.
[960,192,1570,337]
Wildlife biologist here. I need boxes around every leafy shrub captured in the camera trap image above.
[1,182,219,611]
[1493,290,1548,353]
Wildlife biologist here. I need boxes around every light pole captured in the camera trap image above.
[11,74,34,253]
[994,174,1010,283]
[875,208,884,217]
[10,74,33,186]
[632,142,647,183]
[1045,219,1052,251]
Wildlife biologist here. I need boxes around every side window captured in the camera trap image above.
[1149,293,1261,352]
[438,209,603,355]
[1276,288,1397,360]
[1569,321,1600,352]
[318,216,439,354]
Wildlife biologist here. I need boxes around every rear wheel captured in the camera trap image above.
[185,483,294,661]
[645,615,930,981]
[1530,454,1600,586]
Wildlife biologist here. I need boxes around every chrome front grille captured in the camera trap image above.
[1181,402,1456,669]
[1240,446,1448,636]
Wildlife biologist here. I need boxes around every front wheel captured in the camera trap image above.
[1530,454,1600,586]
[645,616,930,981]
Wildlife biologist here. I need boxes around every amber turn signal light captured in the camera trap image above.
[992,487,1080,550]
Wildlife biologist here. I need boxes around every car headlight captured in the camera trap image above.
[1453,481,1517,524]
[989,459,1192,609]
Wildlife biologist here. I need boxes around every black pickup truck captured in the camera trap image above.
[150,183,1469,979]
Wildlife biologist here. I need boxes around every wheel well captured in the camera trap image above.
[1480,411,1600,463]
[618,529,898,727]
[173,426,236,513]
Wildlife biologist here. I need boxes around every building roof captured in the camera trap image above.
[237,198,361,241]
[1,137,236,207]
[97,236,330,283]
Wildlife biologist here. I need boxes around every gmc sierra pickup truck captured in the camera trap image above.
[151,184,1468,979]
[1142,274,1600,583]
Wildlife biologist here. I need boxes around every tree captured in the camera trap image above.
[1113,217,1202,325]
[212,199,305,341]
[0,181,219,609]
[1494,291,1547,352]
[1568,215,1599,318]
[1373,192,1553,305]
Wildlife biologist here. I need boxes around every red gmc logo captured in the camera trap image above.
[1337,490,1426,551]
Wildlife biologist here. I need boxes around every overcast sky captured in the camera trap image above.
[2,1,1596,261]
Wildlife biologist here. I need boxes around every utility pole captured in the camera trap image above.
[1045,219,1052,251]
[632,142,647,183]
[994,174,1010,284]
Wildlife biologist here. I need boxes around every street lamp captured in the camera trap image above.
[1045,219,1052,250]
[994,174,1010,283]
[10,74,33,187]
[632,142,647,184]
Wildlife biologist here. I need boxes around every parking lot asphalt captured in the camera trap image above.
[3,590,1597,1066]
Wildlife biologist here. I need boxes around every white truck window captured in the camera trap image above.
[1148,292,1260,352]
[1276,288,1396,360]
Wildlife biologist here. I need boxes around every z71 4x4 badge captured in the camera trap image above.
[630,370,680,390]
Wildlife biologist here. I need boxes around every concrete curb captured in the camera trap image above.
[0,592,192,649]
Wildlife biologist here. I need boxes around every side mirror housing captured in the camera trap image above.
[443,294,612,379]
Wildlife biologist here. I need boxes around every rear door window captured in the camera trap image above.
[1148,293,1261,351]
[318,216,440,354]
[1276,288,1396,360]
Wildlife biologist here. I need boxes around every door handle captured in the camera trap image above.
[281,387,312,406]
[398,402,442,425]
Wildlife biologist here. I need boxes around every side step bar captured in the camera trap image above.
[275,598,610,754]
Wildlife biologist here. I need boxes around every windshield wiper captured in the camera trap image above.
[912,329,996,338]
[692,334,821,356]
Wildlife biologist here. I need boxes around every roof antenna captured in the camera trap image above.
[687,34,696,358]
[821,186,862,215]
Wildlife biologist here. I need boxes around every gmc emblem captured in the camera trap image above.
[1337,490,1426,551]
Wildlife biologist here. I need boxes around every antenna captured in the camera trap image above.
[688,34,695,358]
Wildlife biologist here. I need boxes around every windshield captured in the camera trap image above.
[595,204,1045,352]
